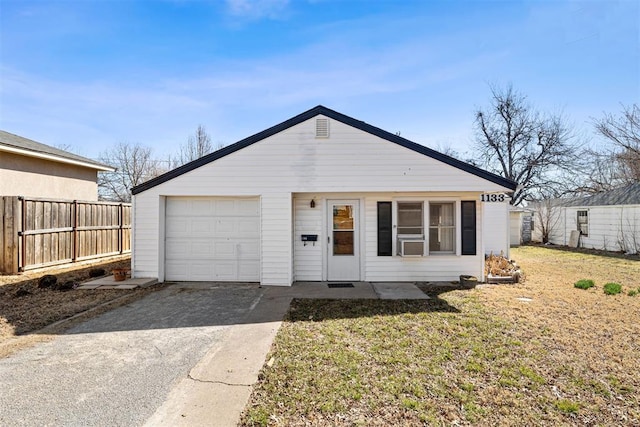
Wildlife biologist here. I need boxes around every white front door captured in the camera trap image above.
[327,200,360,281]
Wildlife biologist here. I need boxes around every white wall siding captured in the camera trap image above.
[293,195,323,281]
[132,193,161,278]
[510,211,522,246]
[483,202,509,257]
[260,193,293,286]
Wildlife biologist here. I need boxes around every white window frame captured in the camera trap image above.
[577,210,589,237]
[428,201,457,254]
[392,198,461,257]
[396,201,425,256]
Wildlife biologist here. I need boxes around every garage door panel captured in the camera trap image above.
[192,199,214,215]
[165,197,260,282]
[166,199,190,216]
[192,241,214,256]
[215,219,235,235]
[238,199,260,215]
[165,240,189,258]
[213,261,236,280]
[238,219,260,235]
[237,241,260,257]
[166,219,188,236]
[215,200,236,215]
[214,241,236,258]
[238,261,260,281]
[191,219,214,234]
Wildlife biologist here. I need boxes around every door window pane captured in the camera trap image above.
[333,204,355,255]
[333,231,354,255]
[333,205,354,230]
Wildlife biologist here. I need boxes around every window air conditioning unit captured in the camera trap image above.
[398,239,425,257]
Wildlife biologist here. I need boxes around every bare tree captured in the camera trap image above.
[530,197,563,244]
[171,125,215,168]
[593,104,640,185]
[98,142,164,202]
[474,84,580,206]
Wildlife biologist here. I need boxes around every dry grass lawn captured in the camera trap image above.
[241,246,640,426]
[0,257,159,357]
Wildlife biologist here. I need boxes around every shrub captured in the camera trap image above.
[629,289,638,297]
[603,283,622,295]
[574,279,595,290]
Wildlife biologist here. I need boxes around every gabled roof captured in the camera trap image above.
[132,105,518,195]
[0,130,113,171]
[566,182,640,207]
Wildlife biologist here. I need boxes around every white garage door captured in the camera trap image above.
[165,197,260,281]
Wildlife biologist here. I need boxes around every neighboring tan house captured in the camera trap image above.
[0,130,113,200]
[532,183,640,254]
[131,106,517,285]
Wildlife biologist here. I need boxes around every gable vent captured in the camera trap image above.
[315,118,329,138]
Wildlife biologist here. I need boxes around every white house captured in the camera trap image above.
[533,183,640,254]
[509,206,533,247]
[131,106,517,285]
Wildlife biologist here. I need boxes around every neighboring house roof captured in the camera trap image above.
[566,182,640,207]
[0,130,114,171]
[132,105,517,195]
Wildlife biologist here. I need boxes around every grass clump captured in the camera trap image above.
[554,399,580,414]
[574,279,595,290]
[603,283,622,295]
[628,287,640,297]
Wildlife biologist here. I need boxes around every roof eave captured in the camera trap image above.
[0,144,114,172]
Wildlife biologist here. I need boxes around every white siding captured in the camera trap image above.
[293,195,323,281]
[260,193,293,286]
[510,211,522,246]
[558,205,640,253]
[133,116,512,283]
[483,202,510,257]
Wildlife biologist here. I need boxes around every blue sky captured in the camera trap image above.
[1,0,638,161]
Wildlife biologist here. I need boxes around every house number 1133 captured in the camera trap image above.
[481,193,506,202]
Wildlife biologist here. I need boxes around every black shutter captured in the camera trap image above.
[461,201,476,255]
[377,202,392,256]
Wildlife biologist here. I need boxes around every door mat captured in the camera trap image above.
[328,283,354,288]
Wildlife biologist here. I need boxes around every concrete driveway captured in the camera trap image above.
[0,283,289,427]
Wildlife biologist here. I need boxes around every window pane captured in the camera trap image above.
[429,202,456,253]
[333,205,354,230]
[333,231,354,255]
[398,210,422,226]
[398,227,423,235]
[430,203,454,226]
[398,202,423,235]
[429,227,455,252]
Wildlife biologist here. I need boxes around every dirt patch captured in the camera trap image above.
[0,257,161,357]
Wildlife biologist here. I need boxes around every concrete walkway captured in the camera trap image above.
[0,280,430,427]
[76,275,157,290]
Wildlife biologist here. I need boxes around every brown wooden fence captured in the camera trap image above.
[1,196,131,274]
